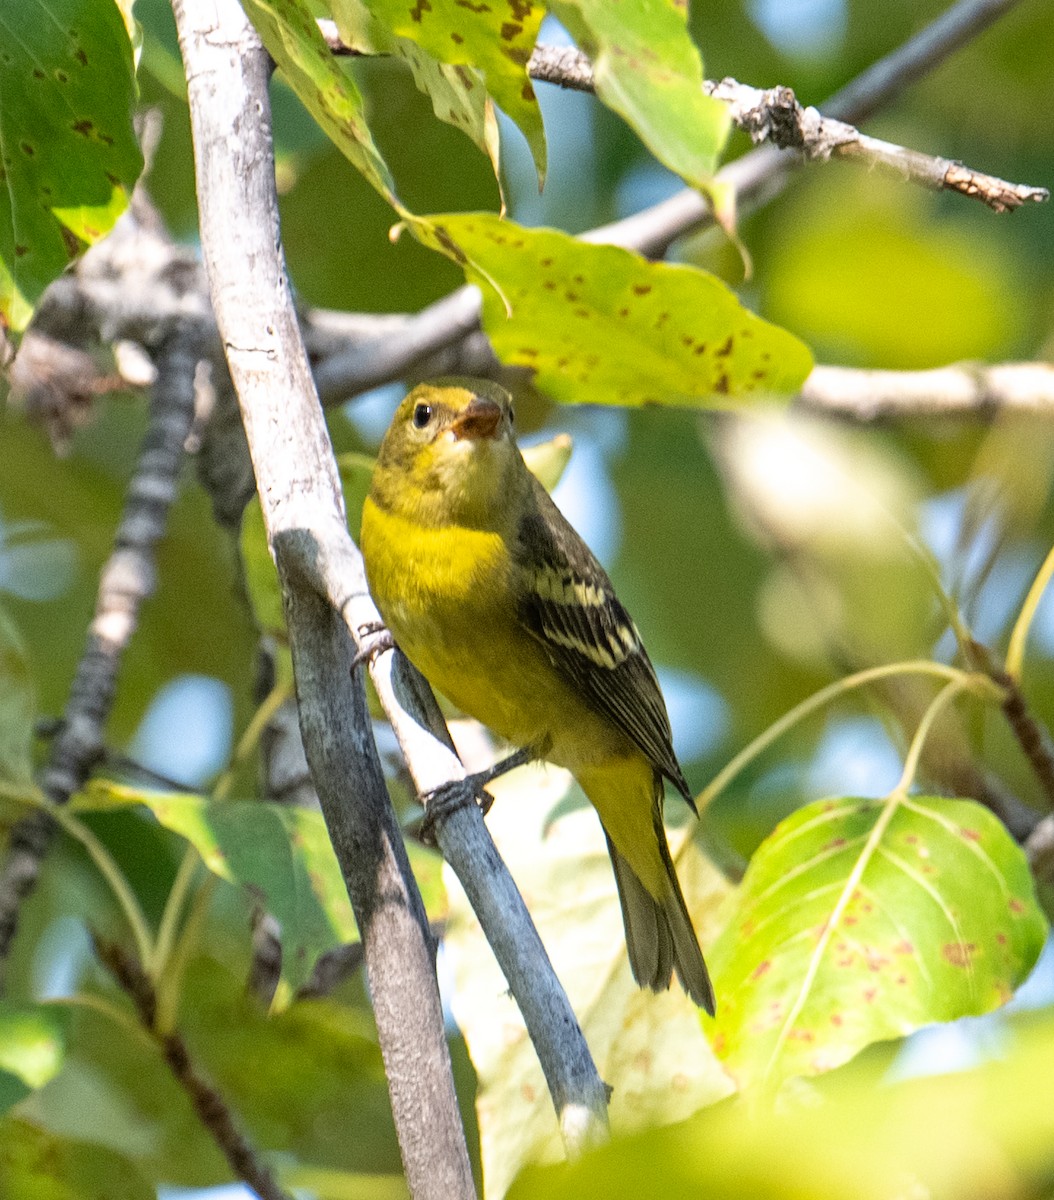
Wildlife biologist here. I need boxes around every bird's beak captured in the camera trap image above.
[450,397,503,441]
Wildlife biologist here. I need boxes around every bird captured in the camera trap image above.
[359,377,714,1013]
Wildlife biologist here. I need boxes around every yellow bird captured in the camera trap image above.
[360,378,714,1012]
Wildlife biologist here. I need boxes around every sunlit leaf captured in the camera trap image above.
[0,604,35,790]
[0,1002,67,1115]
[0,0,143,333]
[444,764,734,1198]
[510,1006,1054,1200]
[0,1117,153,1200]
[282,1162,409,1199]
[521,433,572,493]
[331,0,504,186]
[410,215,813,406]
[705,794,1047,1093]
[240,0,399,205]
[343,0,545,184]
[549,0,729,191]
[74,783,447,988]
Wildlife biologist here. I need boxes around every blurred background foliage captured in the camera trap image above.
[2,0,1054,1196]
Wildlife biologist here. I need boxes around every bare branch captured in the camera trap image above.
[591,0,1038,255]
[95,935,293,1200]
[368,648,611,1153]
[0,332,198,985]
[170,2,479,1196]
[702,78,1046,215]
[318,12,1045,217]
[799,362,1054,422]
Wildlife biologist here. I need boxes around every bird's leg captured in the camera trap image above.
[420,745,535,844]
[351,620,395,670]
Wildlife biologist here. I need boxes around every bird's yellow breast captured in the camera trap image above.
[360,496,625,766]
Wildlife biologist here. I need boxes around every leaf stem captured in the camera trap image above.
[1006,543,1054,682]
[890,677,974,798]
[697,660,995,811]
[22,792,154,968]
[212,678,291,803]
[149,846,201,979]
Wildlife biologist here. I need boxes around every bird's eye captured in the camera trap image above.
[412,403,432,429]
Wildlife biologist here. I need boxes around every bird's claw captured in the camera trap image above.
[351,622,395,671]
[419,774,495,846]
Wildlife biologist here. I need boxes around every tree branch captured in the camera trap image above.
[318,12,1045,217]
[589,0,1038,255]
[798,362,1054,421]
[172,2,586,1195]
[702,78,1045,214]
[95,935,293,1200]
[0,332,199,985]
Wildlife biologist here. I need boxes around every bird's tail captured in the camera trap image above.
[604,808,715,1015]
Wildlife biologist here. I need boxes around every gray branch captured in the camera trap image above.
[589,0,1039,255]
[0,330,199,983]
[799,362,1054,421]
[319,14,1045,218]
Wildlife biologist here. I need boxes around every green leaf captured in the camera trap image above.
[509,1006,1054,1200]
[0,0,143,333]
[74,784,446,987]
[410,214,813,406]
[444,764,734,1198]
[0,1117,153,1200]
[331,0,503,186]
[549,0,729,191]
[705,794,1048,1093]
[79,784,357,987]
[240,0,399,206]
[0,1003,67,1115]
[0,604,35,791]
[344,0,546,184]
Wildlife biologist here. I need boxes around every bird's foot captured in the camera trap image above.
[419,772,496,846]
[351,621,394,671]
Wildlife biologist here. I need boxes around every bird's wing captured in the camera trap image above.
[514,478,692,803]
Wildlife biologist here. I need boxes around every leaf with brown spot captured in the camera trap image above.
[704,794,1047,1094]
[0,0,142,334]
[345,0,546,183]
[409,213,812,405]
[331,0,503,189]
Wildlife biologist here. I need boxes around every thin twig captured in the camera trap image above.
[967,640,1054,810]
[170,2,479,1194]
[0,333,199,985]
[94,936,293,1200]
[317,15,1044,218]
[703,77,1045,214]
[590,0,1037,254]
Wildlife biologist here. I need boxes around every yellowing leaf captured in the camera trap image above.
[705,794,1047,1094]
[444,764,734,1198]
[357,0,545,184]
[331,0,502,186]
[411,214,813,406]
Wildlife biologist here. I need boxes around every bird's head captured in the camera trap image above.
[371,378,524,529]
